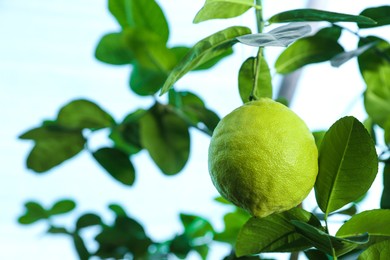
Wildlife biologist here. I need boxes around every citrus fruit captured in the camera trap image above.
[208,98,318,218]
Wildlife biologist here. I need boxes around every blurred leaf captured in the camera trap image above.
[48,199,76,216]
[194,47,234,71]
[109,109,145,155]
[268,9,376,25]
[76,213,103,230]
[315,116,378,217]
[358,37,390,128]
[312,130,326,149]
[108,0,169,43]
[237,23,311,47]
[275,26,344,74]
[193,244,209,260]
[330,42,377,67]
[358,240,390,259]
[193,0,255,23]
[18,201,48,224]
[292,220,369,257]
[235,207,322,257]
[214,208,250,246]
[73,233,90,260]
[139,103,190,175]
[130,62,167,96]
[95,32,134,65]
[359,6,390,28]
[381,164,390,209]
[161,26,251,94]
[180,214,214,239]
[336,209,390,246]
[93,147,135,186]
[169,234,192,259]
[304,249,329,260]
[20,126,85,173]
[108,204,128,217]
[214,196,232,205]
[238,56,272,103]
[57,99,115,130]
[47,226,70,234]
[363,117,376,144]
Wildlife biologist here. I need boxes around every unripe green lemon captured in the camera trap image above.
[208,98,318,218]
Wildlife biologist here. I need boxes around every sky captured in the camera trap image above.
[1,0,389,259]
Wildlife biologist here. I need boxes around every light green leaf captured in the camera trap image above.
[57,99,115,130]
[292,220,369,257]
[381,164,390,209]
[129,62,167,96]
[275,26,344,74]
[312,130,326,149]
[238,56,272,103]
[359,5,390,28]
[358,37,390,128]
[268,8,376,25]
[139,103,190,175]
[315,116,378,217]
[194,0,255,23]
[93,147,135,186]
[108,0,169,43]
[235,207,322,257]
[214,208,250,246]
[336,209,390,246]
[48,199,76,216]
[95,32,134,65]
[180,214,214,239]
[358,240,390,259]
[160,26,251,95]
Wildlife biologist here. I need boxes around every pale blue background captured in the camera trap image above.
[1,0,388,259]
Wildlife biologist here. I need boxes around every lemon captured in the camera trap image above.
[208,98,318,218]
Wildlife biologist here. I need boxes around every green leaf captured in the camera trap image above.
[358,37,390,128]
[129,62,167,96]
[315,116,378,217]
[108,204,128,217]
[73,233,90,260]
[275,26,344,74]
[312,130,326,149]
[235,207,322,257]
[47,226,70,234]
[20,126,85,173]
[359,6,390,28]
[214,208,250,246]
[169,234,192,259]
[336,209,390,246]
[237,23,312,47]
[358,240,390,259]
[48,199,76,216]
[193,0,255,23]
[292,220,369,257]
[93,147,135,186]
[314,116,378,216]
[95,32,134,65]
[381,164,390,209]
[139,103,190,175]
[18,201,48,224]
[57,99,114,130]
[76,213,103,230]
[238,56,272,103]
[268,9,376,25]
[180,214,214,239]
[304,249,329,260]
[160,26,251,95]
[108,0,169,43]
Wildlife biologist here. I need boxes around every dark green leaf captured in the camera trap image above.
[194,47,234,71]
[47,226,70,234]
[238,56,272,103]
[73,233,90,260]
[48,199,76,216]
[304,249,329,260]
[20,126,85,173]
[108,0,169,43]
[358,37,390,128]
[315,116,378,217]
[76,213,102,230]
[129,62,167,96]
[169,234,192,258]
[292,220,369,256]
[214,208,250,246]
[108,204,128,217]
[237,23,312,47]
[180,214,214,239]
[330,42,377,67]
[235,207,322,257]
[336,209,390,246]
[18,201,48,224]
[275,26,343,74]
[139,103,190,175]
[95,32,134,65]
[312,130,326,149]
[57,99,114,130]
[358,240,390,259]
[359,6,390,28]
[93,147,135,186]
[161,26,251,94]
[193,0,255,23]
[268,9,376,25]
[381,164,390,209]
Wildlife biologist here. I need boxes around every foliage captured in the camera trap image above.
[18,0,390,259]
